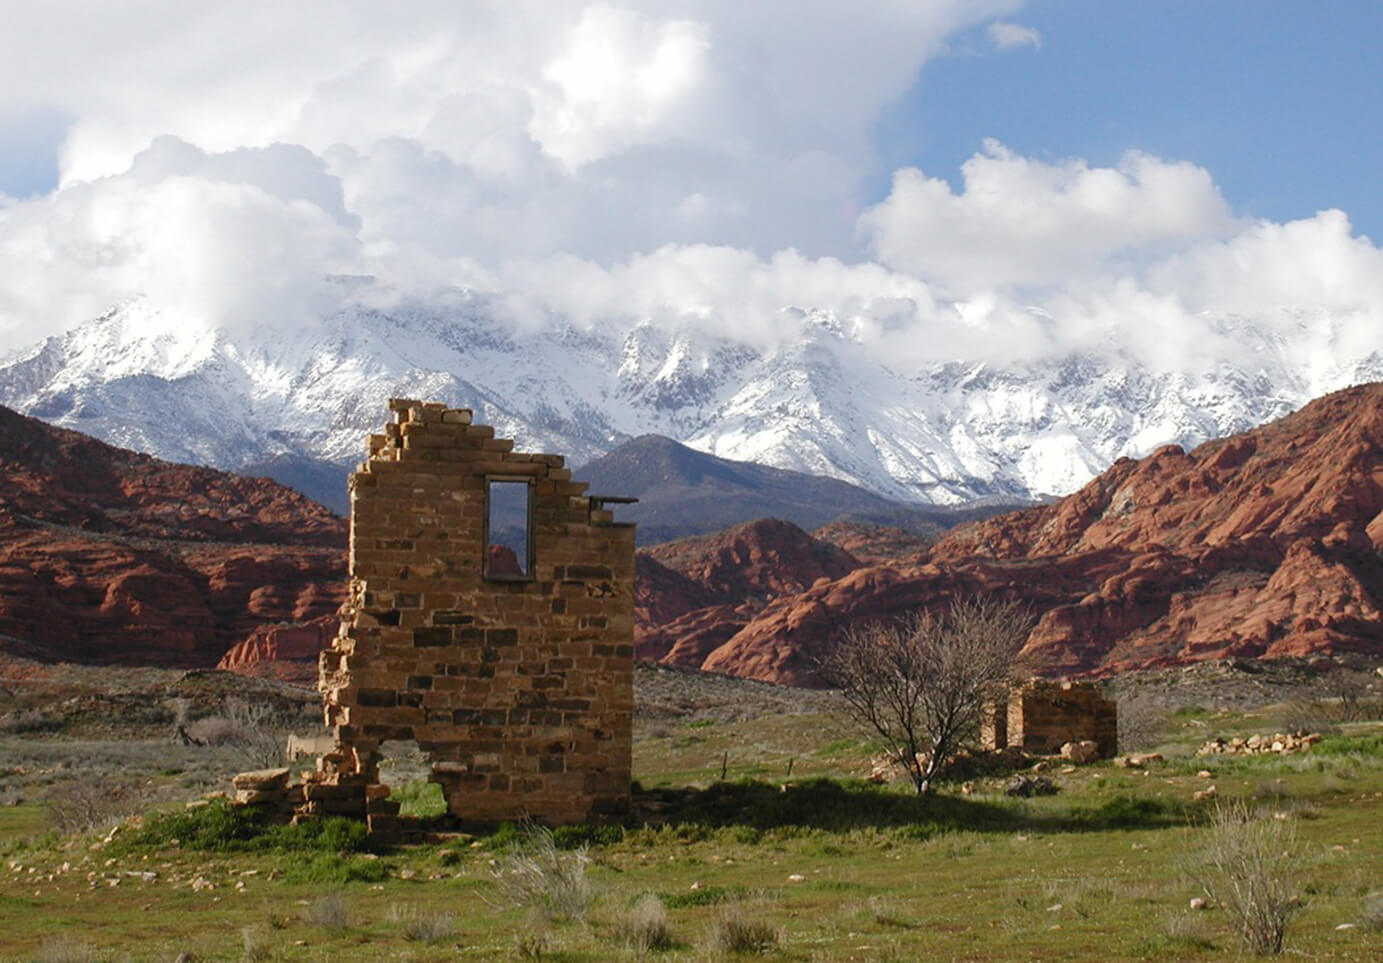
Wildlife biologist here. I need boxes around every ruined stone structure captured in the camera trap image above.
[231,400,635,833]
[981,679,1117,758]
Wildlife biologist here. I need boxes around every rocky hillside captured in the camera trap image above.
[647,384,1383,685]
[634,519,865,667]
[0,405,346,666]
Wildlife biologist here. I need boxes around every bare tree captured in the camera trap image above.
[820,595,1031,794]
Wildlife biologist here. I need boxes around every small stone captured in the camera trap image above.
[787,874,807,883]
[1189,897,1207,911]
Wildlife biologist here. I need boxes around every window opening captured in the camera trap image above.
[485,477,533,580]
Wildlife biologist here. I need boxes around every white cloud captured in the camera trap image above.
[0,137,360,345]
[533,5,710,169]
[858,141,1239,293]
[988,21,1041,51]
[0,1,1379,390]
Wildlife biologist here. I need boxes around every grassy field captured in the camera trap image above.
[0,663,1380,961]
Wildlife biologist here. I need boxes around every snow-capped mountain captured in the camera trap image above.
[3,291,1379,512]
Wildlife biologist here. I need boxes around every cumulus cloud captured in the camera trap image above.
[988,21,1041,51]
[858,140,1240,293]
[0,137,360,344]
[0,0,1380,386]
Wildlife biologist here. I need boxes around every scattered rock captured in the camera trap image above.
[1197,732,1320,757]
[1060,740,1100,764]
[1005,775,1059,798]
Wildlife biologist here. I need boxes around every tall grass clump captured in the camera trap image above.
[240,923,272,962]
[389,903,457,943]
[615,894,674,953]
[490,822,593,922]
[304,891,348,930]
[1360,892,1383,931]
[1196,801,1303,955]
[32,936,103,963]
[705,901,778,955]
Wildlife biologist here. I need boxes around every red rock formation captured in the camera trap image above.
[654,384,1383,685]
[216,613,340,683]
[0,405,346,667]
[645,518,861,603]
[811,520,934,566]
[634,519,862,663]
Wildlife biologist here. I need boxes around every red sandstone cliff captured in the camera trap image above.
[663,384,1383,685]
[0,405,346,666]
[633,518,863,663]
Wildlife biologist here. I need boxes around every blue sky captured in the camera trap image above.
[0,1,1380,371]
[882,1,1383,240]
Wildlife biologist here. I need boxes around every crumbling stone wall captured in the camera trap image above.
[233,399,635,833]
[981,679,1117,758]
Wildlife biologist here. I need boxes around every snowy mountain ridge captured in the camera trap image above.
[3,292,1379,510]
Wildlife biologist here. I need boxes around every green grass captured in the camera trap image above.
[2,706,1381,961]
[389,778,447,818]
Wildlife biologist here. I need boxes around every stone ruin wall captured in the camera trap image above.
[981,679,1118,758]
[231,399,635,834]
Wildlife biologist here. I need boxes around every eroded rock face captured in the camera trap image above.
[633,518,862,667]
[0,405,345,666]
[216,613,341,682]
[648,384,1383,685]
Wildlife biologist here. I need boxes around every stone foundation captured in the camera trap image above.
[981,679,1117,758]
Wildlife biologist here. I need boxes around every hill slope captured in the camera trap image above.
[657,384,1383,685]
[574,435,1009,543]
[0,405,346,665]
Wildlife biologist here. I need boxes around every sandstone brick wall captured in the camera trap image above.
[235,399,635,833]
[981,680,1117,758]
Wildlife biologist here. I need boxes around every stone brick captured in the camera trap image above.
[229,401,634,831]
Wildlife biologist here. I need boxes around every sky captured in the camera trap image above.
[0,0,1380,373]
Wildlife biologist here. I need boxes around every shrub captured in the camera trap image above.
[119,799,267,852]
[241,923,271,962]
[390,903,456,943]
[1196,801,1303,955]
[1313,733,1383,758]
[551,822,624,849]
[660,885,748,909]
[1071,795,1173,829]
[304,891,348,930]
[267,814,369,854]
[616,894,674,953]
[44,779,149,835]
[706,902,778,955]
[185,698,287,769]
[1162,911,1215,950]
[0,708,62,735]
[490,823,593,922]
[120,799,369,855]
[283,853,390,885]
[32,936,103,963]
[1360,892,1383,931]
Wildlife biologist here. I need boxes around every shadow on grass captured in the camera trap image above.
[636,778,1180,838]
